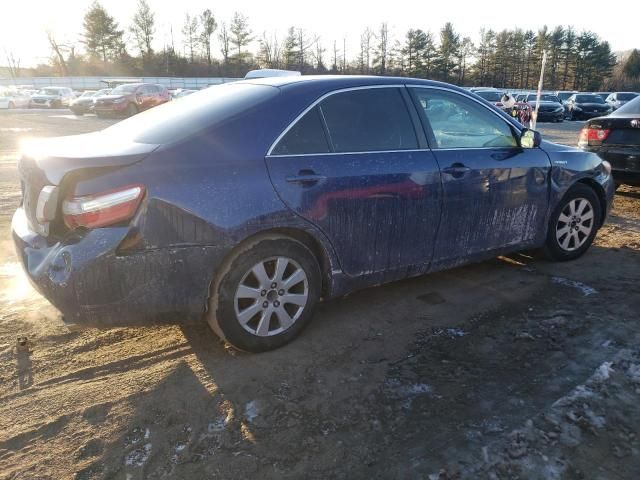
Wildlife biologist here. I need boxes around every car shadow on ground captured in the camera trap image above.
[71,243,640,479]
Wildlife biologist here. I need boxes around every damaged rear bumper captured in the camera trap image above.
[11,207,223,326]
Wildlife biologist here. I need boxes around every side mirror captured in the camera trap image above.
[520,129,541,149]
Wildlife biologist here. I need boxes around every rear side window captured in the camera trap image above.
[319,88,418,152]
[615,95,640,114]
[272,107,329,155]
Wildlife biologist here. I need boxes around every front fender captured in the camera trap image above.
[541,141,615,226]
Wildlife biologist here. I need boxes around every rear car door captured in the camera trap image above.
[266,86,443,276]
[408,87,551,265]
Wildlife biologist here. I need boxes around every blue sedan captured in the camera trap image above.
[12,76,615,351]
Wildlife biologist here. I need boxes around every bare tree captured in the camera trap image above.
[182,13,199,62]
[130,0,155,57]
[258,31,281,68]
[4,49,21,78]
[200,9,217,66]
[360,27,373,73]
[332,40,340,73]
[218,22,230,64]
[46,31,69,75]
[373,23,389,74]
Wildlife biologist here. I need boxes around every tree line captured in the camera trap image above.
[27,1,640,90]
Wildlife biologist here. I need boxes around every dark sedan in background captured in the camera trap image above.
[523,93,564,122]
[565,93,612,120]
[94,83,169,117]
[13,76,614,352]
[579,95,640,187]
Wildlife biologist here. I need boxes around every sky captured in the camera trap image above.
[1,0,637,68]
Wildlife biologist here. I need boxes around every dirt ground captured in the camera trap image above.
[0,111,639,480]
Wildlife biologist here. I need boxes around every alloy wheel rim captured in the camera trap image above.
[234,256,308,337]
[555,197,594,251]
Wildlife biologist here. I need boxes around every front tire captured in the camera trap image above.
[206,235,321,352]
[544,184,601,261]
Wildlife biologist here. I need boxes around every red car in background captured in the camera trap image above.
[94,83,169,117]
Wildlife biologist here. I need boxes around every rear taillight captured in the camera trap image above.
[578,126,610,147]
[62,184,145,230]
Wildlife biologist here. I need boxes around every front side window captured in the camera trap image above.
[411,88,518,149]
[318,88,418,152]
[271,107,330,155]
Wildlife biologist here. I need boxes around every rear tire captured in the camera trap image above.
[206,235,321,352]
[543,184,601,261]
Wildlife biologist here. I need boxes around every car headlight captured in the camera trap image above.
[573,106,582,111]
[601,160,612,175]
[113,97,126,103]
[554,107,563,112]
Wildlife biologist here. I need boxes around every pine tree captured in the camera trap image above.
[83,1,125,63]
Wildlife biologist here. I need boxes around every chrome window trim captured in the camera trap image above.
[268,148,427,158]
[266,84,406,156]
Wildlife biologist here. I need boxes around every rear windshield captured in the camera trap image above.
[617,93,638,101]
[575,94,605,103]
[475,91,502,102]
[526,94,560,102]
[102,83,279,144]
[614,95,640,114]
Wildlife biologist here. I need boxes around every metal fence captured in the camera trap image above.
[0,76,241,90]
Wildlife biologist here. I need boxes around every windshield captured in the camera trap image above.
[617,93,638,101]
[111,84,139,94]
[575,94,605,104]
[102,83,279,144]
[526,94,560,102]
[475,91,502,102]
[614,95,640,114]
[39,87,62,95]
[557,92,575,101]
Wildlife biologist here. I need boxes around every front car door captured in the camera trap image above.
[408,86,551,267]
[266,85,443,276]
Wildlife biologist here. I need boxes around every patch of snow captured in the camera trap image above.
[144,428,150,440]
[175,442,187,452]
[551,277,597,296]
[432,327,468,338]
[592,362,614,382]
[245,400,259,423]
[627,364,640,384]
[125,443,151,467]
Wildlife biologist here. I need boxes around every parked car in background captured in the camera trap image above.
[579,95,640,188]
[69,89,111,115]
[474,89,506,107]
[606,92,639,111]
[0,88,31,109]
[172,89,197,99]
[93,83,170,117]
[244,69,301,79]
[565,93,612,120]
[12,76,614,352]
[523,93,564,122]
[29,87,75,108]
[555,90,579,114]
[594,92,612,101]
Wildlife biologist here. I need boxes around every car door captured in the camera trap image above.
[408,86,551,266]
[266,86,443,276]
